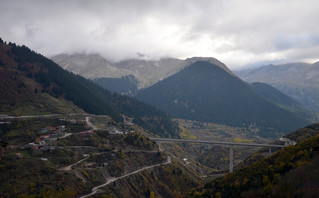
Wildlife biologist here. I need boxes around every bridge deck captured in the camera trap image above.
[151,138,286,148]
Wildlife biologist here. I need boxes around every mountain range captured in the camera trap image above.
[52,54,319,117]
[52,52,317,137]
[51,54,233,89]
[136,61,311,136]
[236,62,319,112]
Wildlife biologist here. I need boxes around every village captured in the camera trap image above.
[0,115,136,160]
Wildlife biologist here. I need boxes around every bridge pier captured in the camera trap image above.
[229,145,233,173]
[158,142,162,152]
[269,147,272,156]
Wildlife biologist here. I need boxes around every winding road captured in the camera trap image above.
[79,155,171,198]
[85,116,97,130]
[59,156,89,171]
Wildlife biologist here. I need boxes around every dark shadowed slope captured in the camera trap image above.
[137,61,310,136]
[93,75,139,96]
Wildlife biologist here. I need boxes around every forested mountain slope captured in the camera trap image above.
[137,61,310,137]
[0,38,179,137]
[93,75,139,96]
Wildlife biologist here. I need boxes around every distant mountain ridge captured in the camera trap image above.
[51,54,235,89]
[136,61,311,137]
[236,62,319,112]
[250,82,317,121]
[51,53,135,80]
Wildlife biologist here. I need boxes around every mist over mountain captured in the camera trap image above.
[137,61,311,136]
[236,62,319,112]
[51,53,234,90]
[51,53,183,88]
[51,53,135,79]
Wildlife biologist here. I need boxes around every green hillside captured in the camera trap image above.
[137,61,310,137]
[187,123,319,197]
[0,38,178,137]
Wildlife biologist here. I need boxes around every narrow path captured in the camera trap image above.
[64,146,98,149]
[59,156,89,171]
[59,133,73,139]
[59,150,158,171]
[85,116,97,130]
[79,155,171,198]
[0,114,61,119]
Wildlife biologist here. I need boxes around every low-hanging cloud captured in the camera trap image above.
[1,0,319,69]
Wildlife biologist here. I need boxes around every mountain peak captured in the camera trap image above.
[185,57,234,75]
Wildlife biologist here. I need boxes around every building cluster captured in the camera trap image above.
[107,127,135,135]
[59,118,77,124]
[77,130,94,137]
[0,122,136,160]
[38,125,66,140]
[23,125,67,155]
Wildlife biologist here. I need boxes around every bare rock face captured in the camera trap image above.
[184,57,235,76]
[51,53,134,79]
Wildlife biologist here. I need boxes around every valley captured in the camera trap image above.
[1,38,319,198]
[0,112,286,197]
[2,111,318,197]
[2,0,319,196]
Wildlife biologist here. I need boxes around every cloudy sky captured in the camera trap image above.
[1,0,319,69]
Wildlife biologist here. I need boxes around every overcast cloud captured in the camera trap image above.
[1,0,319,69]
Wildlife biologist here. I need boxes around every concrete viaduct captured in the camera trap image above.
[151,138,286,172]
